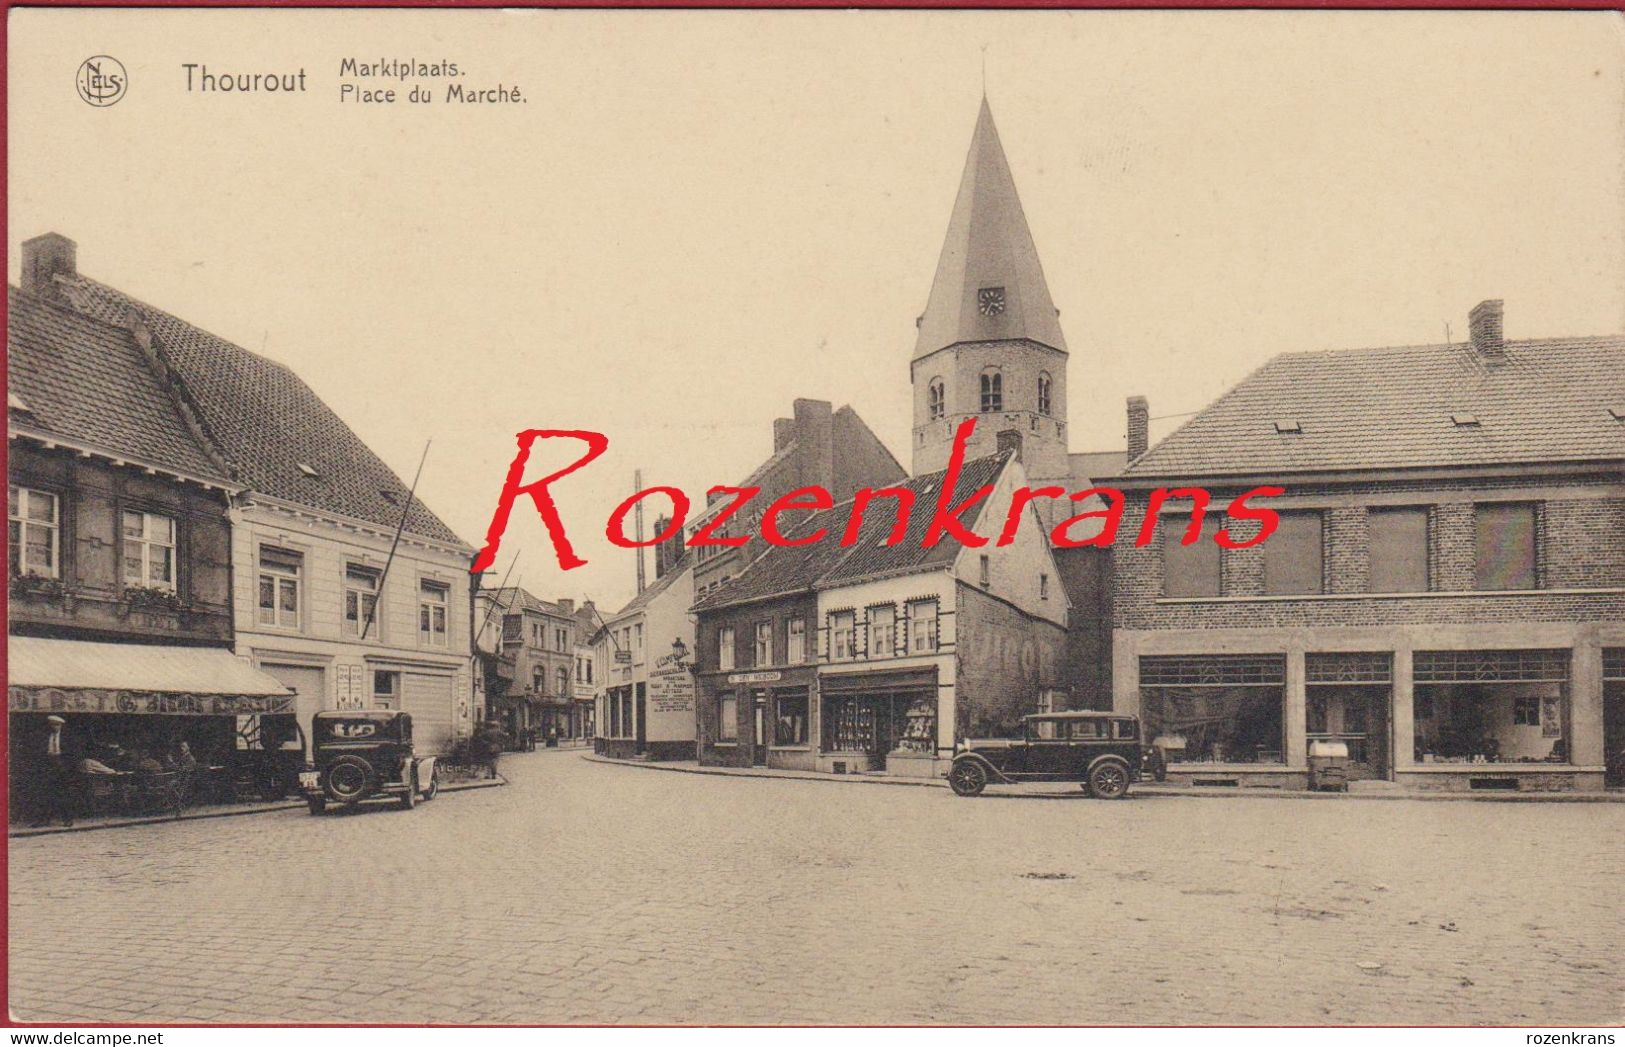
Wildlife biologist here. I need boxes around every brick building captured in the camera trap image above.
[476,587,592,744]
[31,233,479,754]
[1111,301,1625,791]
[693,449,1068,778]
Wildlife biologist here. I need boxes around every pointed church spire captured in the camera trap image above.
[913,98,1068,360]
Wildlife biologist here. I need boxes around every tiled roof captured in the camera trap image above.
[1124,336,1625,478]
[7,287,230,483]
[57,276,468,547]
[691,451,1011,611]
[1068,450,1129,483]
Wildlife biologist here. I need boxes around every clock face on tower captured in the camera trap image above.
[977,286,1006,316]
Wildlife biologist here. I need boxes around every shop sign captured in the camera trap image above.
[727,671,781,684]
[648,668,694,715]
[8,686,297,716]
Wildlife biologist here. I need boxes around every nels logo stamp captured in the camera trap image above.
[76,55,127,107]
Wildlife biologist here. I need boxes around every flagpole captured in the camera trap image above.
[360,440,430,642]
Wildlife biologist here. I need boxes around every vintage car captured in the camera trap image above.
[948,711,1164,798]
[300,710,439,815]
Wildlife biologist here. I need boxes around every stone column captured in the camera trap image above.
[1570,639,1604,768]
[1391,647,1415,772]
[1285,649,1307,769]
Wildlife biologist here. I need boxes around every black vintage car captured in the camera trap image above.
[948,711,1164,799]
[300,710,439,815]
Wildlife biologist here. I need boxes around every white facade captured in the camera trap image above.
[595,561,696,756]
[230,494,476,754]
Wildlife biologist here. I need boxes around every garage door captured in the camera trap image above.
[402,672,455,754]
[263,664,326,725]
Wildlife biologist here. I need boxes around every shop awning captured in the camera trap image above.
[8,636,295,716]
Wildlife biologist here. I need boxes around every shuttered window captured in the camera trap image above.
[1263,511,1323,596]
[1475,503,1537,590]
[1368,508,1429,593]
[1162,515,1221,598]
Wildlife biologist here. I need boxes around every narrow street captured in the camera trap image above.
[8,750,1621,1026]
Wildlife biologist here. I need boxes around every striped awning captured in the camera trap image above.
[8,636,294,716]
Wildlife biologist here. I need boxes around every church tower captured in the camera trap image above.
[911,99,1070,484]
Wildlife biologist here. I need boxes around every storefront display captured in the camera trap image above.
[1139,655,1286,765]
[1412,649,1570,764]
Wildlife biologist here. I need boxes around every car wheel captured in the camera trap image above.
[1088,759,1130,800]
[324,755,376,805]
[948,760,988,797]
[422,769,439,801]
[306,796,326,816]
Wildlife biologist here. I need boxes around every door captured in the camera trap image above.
[634,682,647,755]
[401,672,455,754]
[1605,681,1624,787]
[1307,685,1389,780]
[1026,718,1079,779]
[752,693,768,766]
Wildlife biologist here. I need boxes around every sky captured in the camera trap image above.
[10,9,1624,612]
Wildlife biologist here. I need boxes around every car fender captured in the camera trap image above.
[951,752,1014,785]
[1086,752,1134,780]
[415,755,437,788]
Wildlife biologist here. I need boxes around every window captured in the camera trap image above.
[1263,511,1323,596]
[1040,573,1050,600]
[718,626,735,672]
[584,658,593,684]
[8,486,60,579]
[869,605,896,658]
[830,611,856,661]
[1162,515,1221,598]
[979,555,991,588]
[533,668,545,694]
[1513,695,1540,726]
[557,667,570,698]
[343,565,382,637]
[120,510,176,592]
[1038,372,1052,416]
[419,581,449,646]
[634,623,644,652]
[257,547,302,628]
[775,692,809,746]
[907,599,939,654]
[787,617,806,664]
[719,694,738,741]
[928,378,945,420]
[753,621,772,666]
[1368,507,1430,593]
[373,671,399,709]
[555,627,568,652]
[980,369,1003,413]
[1475,502,1537,590]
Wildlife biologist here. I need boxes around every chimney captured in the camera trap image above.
[1126,396,1149,461]
[772,417,795,453]
[792,399,834,494]
[1469,299,1505,361]
[651,515,680,579]
[996,428,1023,462]
[21,233,77,299]
[557,598,574,616]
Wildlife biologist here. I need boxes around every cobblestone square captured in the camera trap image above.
[8,751,1621,1025]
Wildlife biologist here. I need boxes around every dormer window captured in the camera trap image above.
[977,286,1006,316]
[296,462,321,478]
[1451,413,1480,428]
[1273,420,1302,434]
[928,377,945,420]
[980,368,1003,413]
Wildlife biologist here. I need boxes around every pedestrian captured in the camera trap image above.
[31,715,78,828]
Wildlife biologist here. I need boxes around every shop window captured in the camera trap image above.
[1368,507,1429,593]
[899,698,937,753]
[719,694,738,741]
[8,485,60,578]
[787,617,806,663]
[1038,371,1052,416]
[1140,674,1286,766]
[718,626,735,671]
[1263,511,1323,595]
[775,692,808,746]
[373,671,400,710]
[907,599,938,653]
[1162,515,1221,598]
[257,546,302,629]
[343,565,382,638]
[869,605,896,658]
[1413,682,1567,764]
[830,611,856,661]
[754,621,772,666]
[121,510,176,592]
[419,581,449,646]
[980,369,1003,413]
[928,378,945,420]
[1475,502,1537,590]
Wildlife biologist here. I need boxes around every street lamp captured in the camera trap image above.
[670,637,690,668]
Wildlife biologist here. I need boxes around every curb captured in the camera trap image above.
[8,771,506,839]
[581,753,1625,803]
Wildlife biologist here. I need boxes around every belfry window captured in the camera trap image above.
[1038,372,1052,416]
[980,369,1003,413]
[928,378,945,420]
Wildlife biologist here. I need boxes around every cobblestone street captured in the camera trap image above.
[8,750,1622,1026]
